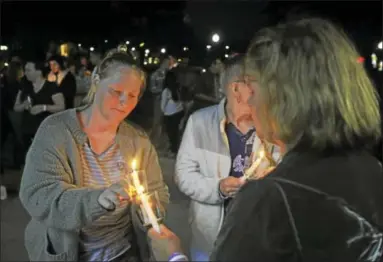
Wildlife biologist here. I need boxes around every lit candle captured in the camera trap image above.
[141,193,161,232]
[131,159,161,233]
[243,150,265,181]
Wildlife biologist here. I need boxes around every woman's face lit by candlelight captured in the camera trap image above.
[93,67,142,126]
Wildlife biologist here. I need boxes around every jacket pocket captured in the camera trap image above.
[42,229,69,261]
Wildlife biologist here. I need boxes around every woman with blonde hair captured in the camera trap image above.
[147,18,383,262]
[19,47,169,261]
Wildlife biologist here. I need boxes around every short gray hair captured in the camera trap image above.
[220,55,245,95]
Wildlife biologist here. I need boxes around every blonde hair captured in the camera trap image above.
[82,46,146,105]
[245,18,381,150]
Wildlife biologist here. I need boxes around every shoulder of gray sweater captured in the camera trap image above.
[34,111,72,141]
[120,120,151,141]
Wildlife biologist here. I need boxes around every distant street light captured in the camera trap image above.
[145,49,150,54]
[161,48,166,54]
[225,54,229,58]
[202,68,206,73]
[78,43,82,47]
[212,33,220,43]
[183,47,189,51]
[0,45,8,51]
[378,41,383,50]
[104,40,108,43]
[131,47,136,51]
[90,47,94,52]
[206,45,212,50]
[126,41,130,45]
[225,45,229,50]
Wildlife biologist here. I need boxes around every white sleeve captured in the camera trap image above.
[175,116,223,204]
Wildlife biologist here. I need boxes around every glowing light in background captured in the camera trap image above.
[357,56,365,63]
[161,48,166,54]
[60,44,69,57]
[212,33,220,43]
[371,53,377,68]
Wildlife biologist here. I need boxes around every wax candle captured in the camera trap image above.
[141,193,161,232]
[131,159,161,233]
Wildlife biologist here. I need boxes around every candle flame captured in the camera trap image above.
[131,159,137,170]
[137,185,145,194]
[259,150,265,158]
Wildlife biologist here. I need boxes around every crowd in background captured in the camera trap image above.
[1,41,381,180]
[0,41,231,199]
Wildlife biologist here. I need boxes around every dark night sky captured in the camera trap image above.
[1,1,382,55]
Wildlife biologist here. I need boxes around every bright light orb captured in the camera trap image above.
[212,33,220,43]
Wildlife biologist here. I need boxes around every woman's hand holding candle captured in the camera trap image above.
[242,149,276,181]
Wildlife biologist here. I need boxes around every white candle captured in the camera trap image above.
[131,159,161,233]
[141,193,161,232]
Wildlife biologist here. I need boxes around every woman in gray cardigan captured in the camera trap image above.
[19,48,169,261]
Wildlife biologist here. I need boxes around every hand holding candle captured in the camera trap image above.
[243,149,265,181]
[242,148,275,181]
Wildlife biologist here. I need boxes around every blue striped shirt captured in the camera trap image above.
[79,141,133,261]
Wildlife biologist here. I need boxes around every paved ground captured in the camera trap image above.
[0,156,191,261]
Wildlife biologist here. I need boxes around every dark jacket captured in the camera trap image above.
[211,149,383,262]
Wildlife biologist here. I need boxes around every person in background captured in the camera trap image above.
[45,41,58,63]
[0,59,11,199]
[72,55,92,107]
[19,49,169,261]
[175,54,280,261]
[161,70,184,158]
[149,57,175,150]
[67,57,77,75]
[14,58,65,161]
[1,61,24,170]
[148,17,383,262]
[89,51,102,71]
[48,55,77,109]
